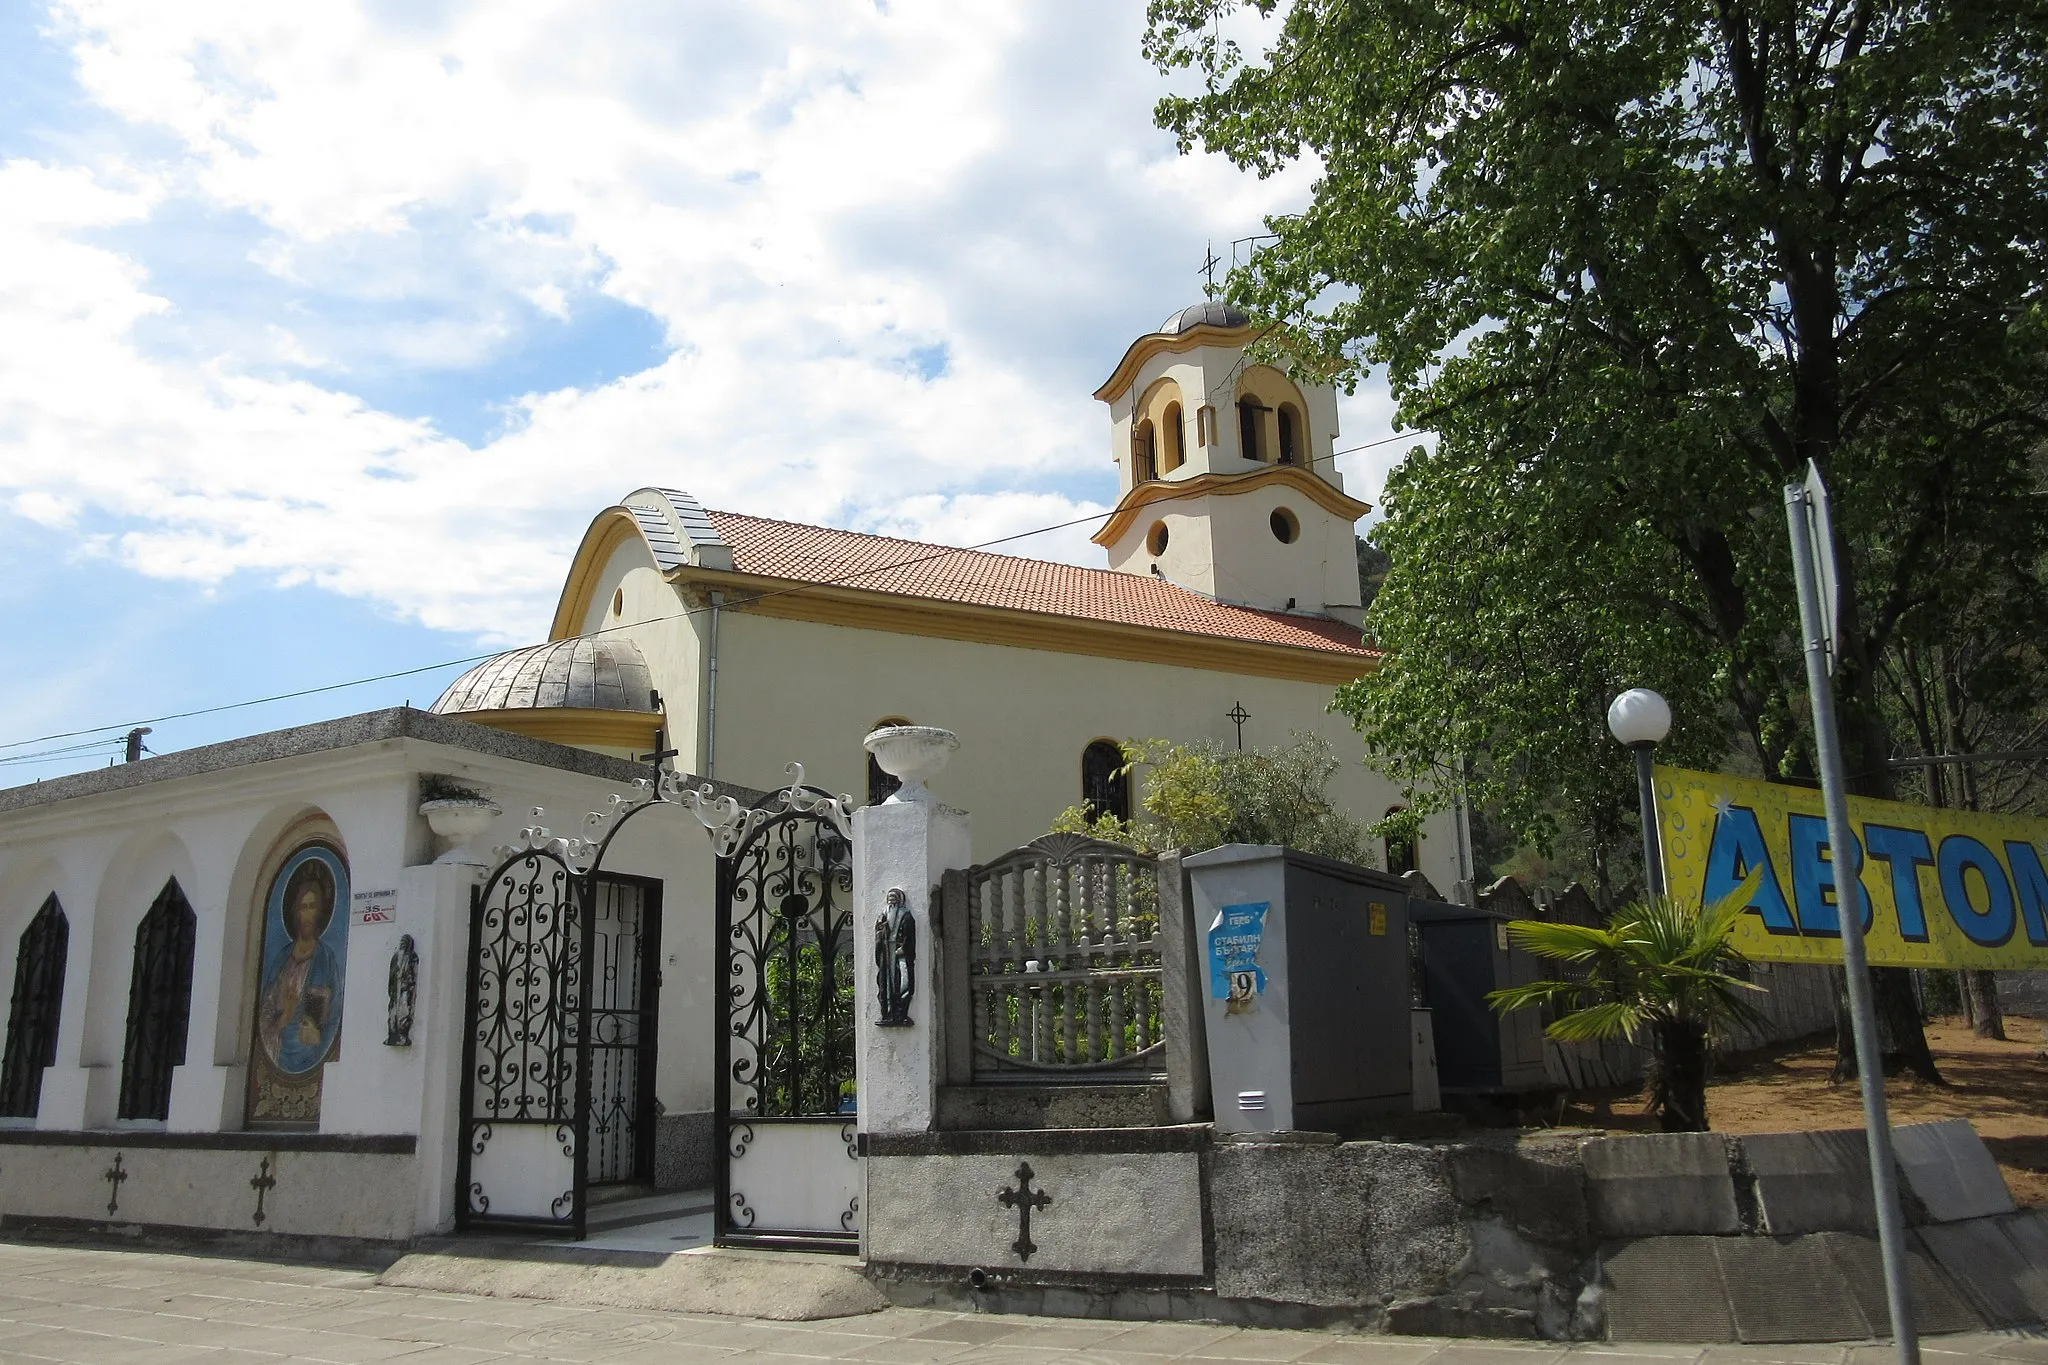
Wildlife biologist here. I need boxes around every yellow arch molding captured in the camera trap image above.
[1090,465,1372,549]
[548,507,649,642]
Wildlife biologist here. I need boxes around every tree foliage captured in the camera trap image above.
[1052,732,1370,863]
[1146,0,2048,1073]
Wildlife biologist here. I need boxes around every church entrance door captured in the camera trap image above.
[715,787,861,1251]
[587,874,660,1187]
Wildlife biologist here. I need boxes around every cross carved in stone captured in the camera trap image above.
[250,1156,277,1227]
[103,1153,127,1217]
[996,1161,1051,1263]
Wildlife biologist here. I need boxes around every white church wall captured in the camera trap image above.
[703,612,1463,890]
[0,724,732,1239]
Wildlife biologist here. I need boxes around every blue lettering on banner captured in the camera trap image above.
[1788,813,1871,936]
[1702,806,1797,933]
[1938,835,2016,947]
[1209,902,1269,1003]
[1865,825,1935,942]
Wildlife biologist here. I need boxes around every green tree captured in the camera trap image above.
[1145,0,2048,1081]
[1489,891,1767,1131]
[1052,732,1370,862]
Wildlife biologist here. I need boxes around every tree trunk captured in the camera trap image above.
[1830,968,1945,1083]
[1965,970,2006,1041]
[1651,1019,1711,1132]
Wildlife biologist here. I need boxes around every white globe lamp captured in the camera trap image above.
[1606,688,1671,896]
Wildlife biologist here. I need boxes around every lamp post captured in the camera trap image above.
[1606,688,1671,897]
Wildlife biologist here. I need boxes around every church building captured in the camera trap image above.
[432,302,1465,884]
[0,304,1466,1253]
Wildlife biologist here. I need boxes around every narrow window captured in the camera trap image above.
[0,895,68,1119]
[1133,421,1157,483]
[868,718,911,805]
[1197,405,1217,447]
[1277,405,1301,465]
[1081,741,1131,824]
[1384,809,1418,877]
[117,879,197,1123]
[1164,403,1186,471]
[1238,399,1265,461]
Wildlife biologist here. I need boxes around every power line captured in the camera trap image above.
[0,429,1427,761]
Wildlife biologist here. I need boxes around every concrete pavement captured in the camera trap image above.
[0,1241,2041,1365]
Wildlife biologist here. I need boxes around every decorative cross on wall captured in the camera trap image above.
[1226,702,1252,750]
[103,1153,127,1217]
[996,1161,1052,1263]
[250,1156,277,1227]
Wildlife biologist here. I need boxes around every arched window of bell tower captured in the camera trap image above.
[1237,398,1267,462]
[1277,404,1303,466]
[1134,421,1158,484]
[1163,403,1185,472]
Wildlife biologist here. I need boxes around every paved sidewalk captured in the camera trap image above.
[0,1241,2040,1365]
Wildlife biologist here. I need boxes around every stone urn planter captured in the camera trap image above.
[862,726,959,804]
[419,797,501,863]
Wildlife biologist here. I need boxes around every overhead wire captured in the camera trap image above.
[0,426,1429,760]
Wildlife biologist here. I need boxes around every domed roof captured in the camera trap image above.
[433,637,658,716]
[1160,301,1251,335]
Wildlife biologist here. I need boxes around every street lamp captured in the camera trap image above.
[1606,688,1672,897]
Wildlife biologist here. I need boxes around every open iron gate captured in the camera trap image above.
[716,785,862,1251]
[454,854,660,1236]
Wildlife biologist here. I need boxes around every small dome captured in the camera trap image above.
[433,637,657,716]
[1160,301,1251,335]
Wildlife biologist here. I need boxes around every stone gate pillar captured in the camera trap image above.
[852,727,970,1138]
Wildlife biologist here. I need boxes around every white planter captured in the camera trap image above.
[862,726,959,805]
[419,798,501,863]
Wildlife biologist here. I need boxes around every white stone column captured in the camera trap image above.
[852,727,970,1137]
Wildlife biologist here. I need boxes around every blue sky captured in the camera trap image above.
[0,1,1411,784]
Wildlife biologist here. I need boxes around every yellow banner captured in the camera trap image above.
[1655,765,2048,968]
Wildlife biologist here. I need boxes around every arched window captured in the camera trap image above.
[1238,399,1266,461]
[1383,808,1417,877]
[868,718,910,805]
[0,895,68,1119]
[1277,405,1302,465]
[1164,403,1186,472]
[1081,741,1131,824]
[1134,421,1157,484]
[117,879,197,1123]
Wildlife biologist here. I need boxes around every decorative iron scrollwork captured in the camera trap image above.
[729,1190,756,1228]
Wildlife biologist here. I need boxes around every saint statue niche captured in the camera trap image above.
[248,840,350,1124]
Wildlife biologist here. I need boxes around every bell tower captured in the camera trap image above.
[1092,303,1372,625]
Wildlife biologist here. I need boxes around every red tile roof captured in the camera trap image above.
[704,509,1374,660]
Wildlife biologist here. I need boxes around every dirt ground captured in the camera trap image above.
[1557,1014,2048,1207]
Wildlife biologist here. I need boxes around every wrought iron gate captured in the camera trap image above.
[717,784,861,1251]
[456,848,589,1235]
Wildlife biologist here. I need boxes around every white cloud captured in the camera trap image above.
[1,1,1403,645]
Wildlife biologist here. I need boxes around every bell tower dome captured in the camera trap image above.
[1092,304,1372,625]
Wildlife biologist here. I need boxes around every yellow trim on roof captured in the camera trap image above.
[1090,465,1373,548]
[1093,322,1257,404]
[670,567,1375,686]
[439,706,663,752]
[550,507,648,642]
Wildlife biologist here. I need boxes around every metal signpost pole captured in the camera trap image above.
[1631,743,1666,897]
[1785,468,1919,1365]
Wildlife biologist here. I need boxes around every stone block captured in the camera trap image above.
[653,1111,714,1191]
[1742,1130,1875,1234]
[1447,1142,1589,1246]
[1211,1140,1377,1306]
[1713,1235,1872,1342]
[1601,1236,1736,1342]
[1892,1119,2015,1223]
[1583,1133,1740,1237]
[864,1150,1203,1278]
[1816,1231,1982,1336]
[1919,1213,2048,1327]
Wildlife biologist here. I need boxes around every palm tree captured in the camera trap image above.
[1487,891,1767,1132]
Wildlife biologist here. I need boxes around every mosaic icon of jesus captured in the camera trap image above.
[258,850,348,1075]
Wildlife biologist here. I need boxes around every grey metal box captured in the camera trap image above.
[1184,845,1413,1132]
[1410,901,1551,1093]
